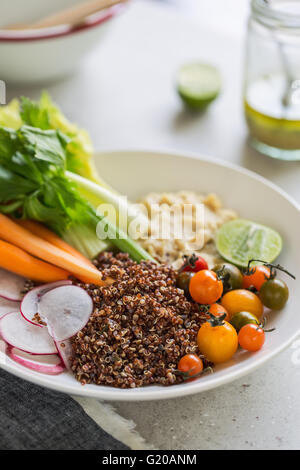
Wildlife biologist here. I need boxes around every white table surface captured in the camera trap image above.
[7,0,300,450]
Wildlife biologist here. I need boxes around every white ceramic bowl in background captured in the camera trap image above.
[0,0,125,84]
[1,150,300,401]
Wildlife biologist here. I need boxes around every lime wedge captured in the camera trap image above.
[176,63,221,110]
[216,219,282,268]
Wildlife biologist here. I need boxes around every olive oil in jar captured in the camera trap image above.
[245,74,300,154]
[244,0,300,160]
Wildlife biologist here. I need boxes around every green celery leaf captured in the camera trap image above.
[23,93,103,183]
[0,166,37,202]
[49,176,97,224]
[0,127,19,161]
[2,94,106,184]
[19,125,67,168]
[9,151,43,183]
[20,96,50,130]
[23,191,69,234]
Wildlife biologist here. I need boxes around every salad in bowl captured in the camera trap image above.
[0,94,296,396]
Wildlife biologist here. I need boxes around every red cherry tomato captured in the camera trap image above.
[238,324,265,352]
[177,354,204,381]
[242,265,271,291]
[183,256,208,273]
[189,270,223,304]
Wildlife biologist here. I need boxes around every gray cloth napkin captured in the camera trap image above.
[0,369,128,450]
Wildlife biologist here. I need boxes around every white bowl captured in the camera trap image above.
[0,0,125,84]
[1,150,300,401]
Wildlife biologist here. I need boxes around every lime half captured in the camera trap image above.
[216,219,282,268]
[177,63,221,110]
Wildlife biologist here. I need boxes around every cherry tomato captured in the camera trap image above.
[260,279,289,310]
[177,354,204,381]
[183,256,208,273]
[238,324,265,351]
[221,289,264,319]
[242,265,271,291]
[213,263,243,293]
[176,271,194,297]
[189,270,223,304]
[197,320,238,363]
[230,311,259,332]
[208,303,230,321]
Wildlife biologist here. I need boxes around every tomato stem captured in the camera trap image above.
[259,316,276,333]
[178,253,198,273]
[207,312,226,327]
[245,259,296,280]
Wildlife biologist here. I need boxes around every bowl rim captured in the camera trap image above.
[0,4,124,42]
[1,148,300,401]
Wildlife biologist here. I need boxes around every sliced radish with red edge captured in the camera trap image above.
[21,280,72,327]
[55,339,73,370]
[0,311,57,355]
[0,268,25,302]
[38,285,93,341]
[7,346,65,375]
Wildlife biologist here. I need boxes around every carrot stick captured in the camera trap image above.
[0,214,107,286]
[16,219,93,267]
[0,239,70,283]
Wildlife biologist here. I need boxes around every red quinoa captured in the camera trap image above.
[71,252,209,388]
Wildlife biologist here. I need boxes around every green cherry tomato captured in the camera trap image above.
[260,279,289,310]
[176,271,194,297]
[213,263,243,293]
[230,311,260,332]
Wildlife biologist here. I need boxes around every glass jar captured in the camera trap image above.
[244,0,300,160]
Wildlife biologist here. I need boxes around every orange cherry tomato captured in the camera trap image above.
[242,265,271,291]
[177,354,204,381]
[208,303,230,321]
[221,289,264,320]
[189,270,223,304]
[238,324,265,352]
[197,320,238,364]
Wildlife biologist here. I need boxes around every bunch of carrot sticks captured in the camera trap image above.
[0,214,108,286]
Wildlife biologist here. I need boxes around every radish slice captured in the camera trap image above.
[55,339,74,370]
[0,311,57,355]
[21,280,72,327]
[8,348,62,365]
[38,285,93,341]
[0,298,20,318]
[7,346,65,375]
[0,268,25,302]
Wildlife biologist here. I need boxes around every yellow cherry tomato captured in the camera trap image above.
[221,289,264,320]
[197,320,238,364]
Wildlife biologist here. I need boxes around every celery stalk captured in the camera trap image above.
[63,225,110,259]
[96,217,155,263]
[66,171,149,231]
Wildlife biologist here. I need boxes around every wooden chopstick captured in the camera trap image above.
[4,0,128,30]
